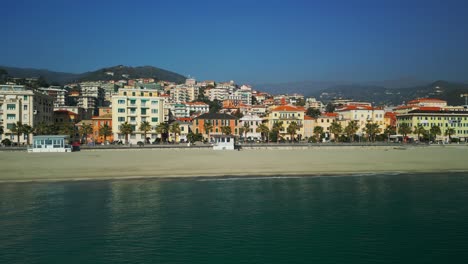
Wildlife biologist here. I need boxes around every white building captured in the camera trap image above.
[0,85,54,144]
[209,88,229,101]
[335,105,386,134]
[185,102,209,116]
[239,114,263,139]
[38,86,68,107]
[112,88,165,144]
[170,85,199,103]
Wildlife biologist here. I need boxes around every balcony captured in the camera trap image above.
[128,111,138,116]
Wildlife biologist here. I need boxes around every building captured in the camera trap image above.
[170,85,199,103]
[38,86,68,107]
[407,98,447,108]
[335,105,386,134]
[239,114,262,139]
[185,102,209,116]
[79,82,105,115]
[112,88,164,144]
[169,120,192,143]
[28,135,72,153]
[0,85,54,144]
[396,109,468,142]
[92,112,113,144]
[314,112,338,140]
[267,105,306,140]
[193,113,239,140]
[212,135,236,150]
[208,88,229,101]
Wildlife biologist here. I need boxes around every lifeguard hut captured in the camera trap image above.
[28,135,72,153]
[212,135,235,150]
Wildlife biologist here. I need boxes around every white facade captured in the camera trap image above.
[0,85,54,144]
[239,114,263,139]
[112,88,165,144]
[209,88,229,101]
[336,106,386,134]
[170,85,199,103]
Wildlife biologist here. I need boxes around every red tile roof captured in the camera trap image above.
[272,105,306,112]
[304,116,314,120]
[407,98,446,105]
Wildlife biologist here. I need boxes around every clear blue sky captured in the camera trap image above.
[2,0,468,83]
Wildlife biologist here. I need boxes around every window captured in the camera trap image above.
[118,100,125,104]
[7,114,15,120]
[152,117,158,122]
[24,105,28,110]
[151,109,158,114]
[24,95,28,100]
[7,104,16,110]
[118,108,125,113]
[7,123,14,129]
[118,117,125,122]
[130,99,136,105]
[152,100,158,105]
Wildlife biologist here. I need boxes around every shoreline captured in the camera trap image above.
[1,146,467,183]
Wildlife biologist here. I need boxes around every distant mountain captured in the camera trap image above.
[78,65,186,83]
[254,77,429,95]
[313,80,468,106]
[0,65,187,84]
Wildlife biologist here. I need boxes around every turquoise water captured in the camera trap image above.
[1,173,468,263]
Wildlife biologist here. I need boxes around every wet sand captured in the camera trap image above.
[0,146,467,182]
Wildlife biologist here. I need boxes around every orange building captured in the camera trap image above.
[92,113,113,144]
[193,113,239,139]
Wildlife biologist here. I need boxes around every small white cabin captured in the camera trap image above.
[28,135,72,153]
[212,135,235,150]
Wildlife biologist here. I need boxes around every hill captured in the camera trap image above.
[0,65,187,84]
[313,80,468,106]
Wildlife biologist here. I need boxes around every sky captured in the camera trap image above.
[2,0,468,83]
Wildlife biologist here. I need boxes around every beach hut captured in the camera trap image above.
[28,135,72,153]
[212,135,236,150]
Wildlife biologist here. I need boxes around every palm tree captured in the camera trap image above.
[203,121,213,141]
[79,123,93,144]
[156,122,170,143]
[445,128,456,142]
[272,121,284,143]
[429,125,441,142]
[243,122,250,139]
[10,122,24,145]
[344,120,359,142]
[287,121,300,142]
[99,123,112,143]
[383,125,396,141]
[22,124,34,145]
[364,122,381,142]
[398,123,412,141]
[34,122,50,135]
[221,126,232,135]
[169,122,181,143]
[329,120,342,142]
[256,123,270,142]
[59,124,75,139]
[0,125,4,141]
[413,124,426,142]
[119,122,133,144]
[313,126,323,142]
[139,121,152,143]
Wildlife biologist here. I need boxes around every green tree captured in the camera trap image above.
[256,123,270,142]
[272,121,284,143]
[79,123,93,144]
[383,125,396,141]
[203,121,213,140]
[329,120,343,142]
[170,122,181,142]
[325,102,335,113]
[119,122,133,144]
[313,126,324,142]
[59,124,75,139]
[344,120,359,142]
[364,122,381,142]
[139,121,152,143]
[156,122,170,142]
[22,124,34,145]
[99,123,112,143]
[243,122,250,139]
[10,122,24,145]
[413,124,426,142]
[287,121,300,142]
[34,122,50,135]
[306,108,321,118]
[398,123,412,142]
[445,128,456,142]
[294,98,305,106]
[221,126,232,135]
[429,125,442,142]
[0,125,4,138]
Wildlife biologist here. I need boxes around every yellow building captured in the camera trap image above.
[396,109,468,142]
[112,88,164,144]
[267,105,305,140]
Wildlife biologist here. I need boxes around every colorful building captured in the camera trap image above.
[193,113,239,140]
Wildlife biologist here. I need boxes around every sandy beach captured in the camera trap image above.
[0,145,467,182]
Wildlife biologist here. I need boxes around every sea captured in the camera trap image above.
[1,173,468,264]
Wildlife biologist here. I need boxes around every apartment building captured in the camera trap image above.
[170,85,199,103]
[38,86,68,107]
[335,105,386,134]
[266,105,306,140]
[112,88,164,144]
[0,85,54,143]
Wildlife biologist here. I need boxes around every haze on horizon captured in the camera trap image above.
[2,0,468,84]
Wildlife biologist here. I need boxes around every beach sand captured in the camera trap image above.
[0,146,467,182]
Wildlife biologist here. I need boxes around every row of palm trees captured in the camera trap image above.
[397,123,454,142]
[118,121,181,144]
